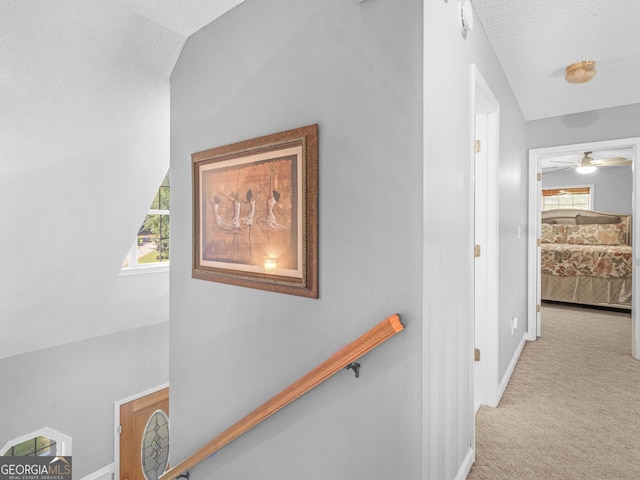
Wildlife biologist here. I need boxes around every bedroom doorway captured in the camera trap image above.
[528,137,640,360]
[472,65,500,411]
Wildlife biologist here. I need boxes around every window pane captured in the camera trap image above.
[138,214,170,264]
[7,438,36,456]
[542,187,591,211]
[35,437,56,456]
[150,172,170,210]
[122,169,170,270]
[4,436,56,457]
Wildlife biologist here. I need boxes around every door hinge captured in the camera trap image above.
[474,244,481,257]
[474,140,481,153]
[117,425,122,435]
[536,304,541,313]
[474,348,481,362]
[537,172,542,181]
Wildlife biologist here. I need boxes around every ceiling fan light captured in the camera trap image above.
[565,60,597,84]
[576,165,596,174]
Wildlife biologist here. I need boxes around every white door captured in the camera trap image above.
[472,65,500,411]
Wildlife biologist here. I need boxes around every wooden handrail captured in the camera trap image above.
[160,314,404,480]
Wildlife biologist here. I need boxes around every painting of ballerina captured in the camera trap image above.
[192,125,318,298]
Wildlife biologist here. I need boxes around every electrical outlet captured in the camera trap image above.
[511,317,518,334]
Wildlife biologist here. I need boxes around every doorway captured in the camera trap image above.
[471,65,500,412]
[115,385,169,480]
[528,137,640,359]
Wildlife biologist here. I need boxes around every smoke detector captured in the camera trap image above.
[458,0,474,36]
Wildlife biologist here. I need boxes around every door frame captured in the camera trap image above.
[527,137,640,359]
[471,64,500,411]
[113,383,169,479]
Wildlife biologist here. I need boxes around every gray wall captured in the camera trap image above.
[170,0,423,479]
[528,103,640,148]
[0,322,169,478]
[542,166,633,215]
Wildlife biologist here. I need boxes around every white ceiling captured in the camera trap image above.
[0,0,243,177]
[0,1,245,359]
[472,0,640,121]
[2,1,639,177]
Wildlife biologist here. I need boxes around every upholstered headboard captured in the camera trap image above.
[541,209,632,245]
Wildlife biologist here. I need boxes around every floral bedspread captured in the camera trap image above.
[541,243,633,278]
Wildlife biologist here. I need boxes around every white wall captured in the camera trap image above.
[0,14,172,477]
[423,2,528,478]
[542,166,633,215]
[0,102,170,476]
[0,322,169,478]
[0,92,170,359]
[170,0,423,478]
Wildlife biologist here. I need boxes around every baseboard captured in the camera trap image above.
[78,463,114,480]
[497,332,527,403]
[454,447,474,480]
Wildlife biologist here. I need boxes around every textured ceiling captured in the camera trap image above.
[0,0,244,177]
[472,0,640,121]
[3,0,638,177]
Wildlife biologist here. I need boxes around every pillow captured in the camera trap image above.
[541,223,567,243]
[541,219,558,224]
[565,223,625,245]
[575,214,621,225]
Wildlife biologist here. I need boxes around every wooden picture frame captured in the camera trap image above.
[192,124,318,298]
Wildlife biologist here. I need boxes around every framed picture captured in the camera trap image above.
[192,124,318,298]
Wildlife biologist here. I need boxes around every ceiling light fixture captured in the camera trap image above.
[576,165,596,174]
[565,60,597,84]
[576,151,597,174]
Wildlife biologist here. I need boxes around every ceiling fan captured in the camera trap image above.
[546,151,632,175]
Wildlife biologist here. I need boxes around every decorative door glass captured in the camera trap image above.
[140,410,170,480]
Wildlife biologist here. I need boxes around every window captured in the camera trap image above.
[3,436,56,457]
[542,186,591,211]
[0,429,71,457]
[122,170,170,270]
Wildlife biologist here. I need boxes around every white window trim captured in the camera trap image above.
[0,427,72,456]
[121,207,170,273]
[118,263,169,276]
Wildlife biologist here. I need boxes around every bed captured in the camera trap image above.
[541,209,632,309]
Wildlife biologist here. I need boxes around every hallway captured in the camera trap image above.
[468,303,640,479]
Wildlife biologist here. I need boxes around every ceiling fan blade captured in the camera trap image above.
[589,157,632,166]
[548,160,577,164]
[542,166,574,175]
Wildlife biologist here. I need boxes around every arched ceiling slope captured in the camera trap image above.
[0,1,243,359]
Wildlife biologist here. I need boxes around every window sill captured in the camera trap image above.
[119,264,169,277]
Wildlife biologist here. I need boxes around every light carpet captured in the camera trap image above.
[468,302,640,480]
